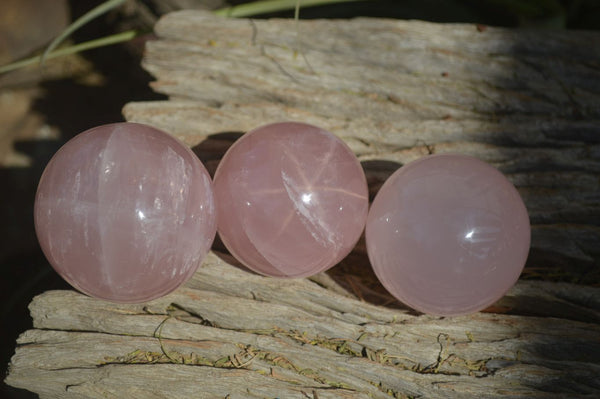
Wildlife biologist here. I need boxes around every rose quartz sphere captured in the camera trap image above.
[366,154,530,316]
[34,122,216,303]
[213,122,369,278]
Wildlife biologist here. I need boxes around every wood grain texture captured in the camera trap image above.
[6,10,600,398]
[123,10,600,275]
[6,253,600,398]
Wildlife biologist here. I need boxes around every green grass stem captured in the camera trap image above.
[40,0,127,66]
[214,0,364,18]
[0,30,136,75]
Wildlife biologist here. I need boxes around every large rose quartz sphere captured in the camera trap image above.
[34,122,216,303]
[213,122,369,278]
[366,154,530,316]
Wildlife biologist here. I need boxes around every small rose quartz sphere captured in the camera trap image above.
[213,122,369,278]
[34,122,216,303]
[366,154,530,316]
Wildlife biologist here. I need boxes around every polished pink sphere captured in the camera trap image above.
[213,122,369,278]
[366,154,530,316]
[34,122,216,303]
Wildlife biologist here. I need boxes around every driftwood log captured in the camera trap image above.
[6,10,600,398]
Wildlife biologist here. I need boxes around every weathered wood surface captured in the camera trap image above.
[6,10,600,398]
[124,10,600,273]
[6,253,600,398]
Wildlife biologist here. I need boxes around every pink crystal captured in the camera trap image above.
[213,122,369,278]
[34,122,216,303]
[366,154,530,316]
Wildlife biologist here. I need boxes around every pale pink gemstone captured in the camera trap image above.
[366,154,530,316]
[34,122,216,303]
[213,122,369,278]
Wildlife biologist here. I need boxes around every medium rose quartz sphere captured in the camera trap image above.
[366,154,530,316]
[34,122,216,303]
[213,122,369,278]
